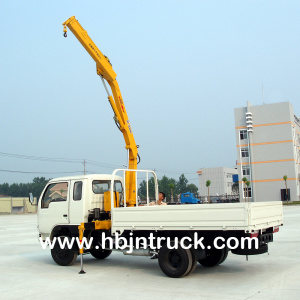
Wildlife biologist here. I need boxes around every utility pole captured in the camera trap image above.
[83,159,86,175]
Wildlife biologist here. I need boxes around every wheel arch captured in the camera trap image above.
[50,225,79,241]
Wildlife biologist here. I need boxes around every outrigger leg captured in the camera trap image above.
[78,223,86,274]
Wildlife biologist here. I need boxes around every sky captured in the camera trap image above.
[1,0,300,187]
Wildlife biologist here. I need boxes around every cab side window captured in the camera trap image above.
[114,181,123,193]
[92,180,123,194]
[92,180,110,194]
[41,182,68,209]
[73,181,82,201]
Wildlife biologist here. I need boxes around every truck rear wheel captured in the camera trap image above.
[90,248,112,259]
[158,242,193,278]
[185,247,198,275]
[219,247,229,264]
[51,236,78,266]
[198,247,228,267]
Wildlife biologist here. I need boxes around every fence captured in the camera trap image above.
[0,197,37,214]
[197,195,240,203]
[139,194,240,205]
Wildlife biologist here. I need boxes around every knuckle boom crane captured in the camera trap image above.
[63,16,138,207]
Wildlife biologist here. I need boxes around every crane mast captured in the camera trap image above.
[63,16,138,207]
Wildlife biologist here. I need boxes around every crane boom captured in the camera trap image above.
[63,16,138,207]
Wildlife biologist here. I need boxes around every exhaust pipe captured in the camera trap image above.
[122,248,153,256]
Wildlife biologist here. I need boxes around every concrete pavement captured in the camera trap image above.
[0,206,299,300]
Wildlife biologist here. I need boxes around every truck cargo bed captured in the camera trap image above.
[111,201,283,233]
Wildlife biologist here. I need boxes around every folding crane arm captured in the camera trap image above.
[63,16,116,82]
[63,16,138,206]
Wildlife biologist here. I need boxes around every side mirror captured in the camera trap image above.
[29,193,34,205]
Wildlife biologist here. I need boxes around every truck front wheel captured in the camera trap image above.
[158,242,194,278]
[51,236,78,266]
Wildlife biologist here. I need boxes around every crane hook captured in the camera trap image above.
[63,25,68,38]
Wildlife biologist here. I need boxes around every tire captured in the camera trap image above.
[90,248,112,259]
[158,241,193,278]
[185,247,198,275]
[198,247,227,267]
[51,236,78,266]
[219,247,229,265]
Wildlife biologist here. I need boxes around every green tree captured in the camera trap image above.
[0,177,49,198]
[176,174,188,194]
[138,180,147,199]
[242,177,247,201]
[19,183,29,197]
[206,180,211,203]
[168,178,176,199]
[148,177,156,199]
[9,183,21,197]
[158,175,171,200]
[138,177,156,200]
[157,176,177,202]
[31,177,49,199]
[186,183,198,195]
[138,174,198,203]
[0,183,9,196]
[169,183,175,202]
[245,180,251,202]
[232,182,239,194]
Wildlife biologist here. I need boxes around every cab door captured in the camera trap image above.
[38,181,70,237]
[69,179,85,224]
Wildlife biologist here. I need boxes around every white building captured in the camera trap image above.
[197,167,238,197]
[234,101,300,202]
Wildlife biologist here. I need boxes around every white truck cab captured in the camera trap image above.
[38,173,124,240]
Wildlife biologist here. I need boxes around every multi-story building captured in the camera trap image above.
[234,101,300,202]
[197,167,238,197]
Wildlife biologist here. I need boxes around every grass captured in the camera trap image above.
[283,201,300,205]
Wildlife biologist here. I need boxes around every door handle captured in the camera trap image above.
[63,214,68,217]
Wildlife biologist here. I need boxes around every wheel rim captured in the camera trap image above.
[206,248,223,264]
[54,237,73,261]
[166,250,182,270]
[158,242,193,278]
[56,248,69,260]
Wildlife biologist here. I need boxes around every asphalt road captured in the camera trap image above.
[0,206,299,300]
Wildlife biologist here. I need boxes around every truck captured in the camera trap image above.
[181,192,201,204]
[31,16,283,278]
